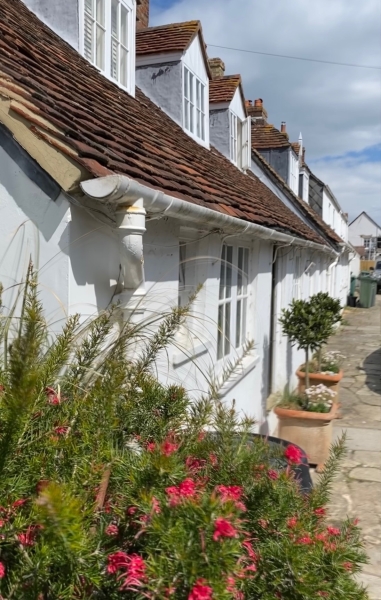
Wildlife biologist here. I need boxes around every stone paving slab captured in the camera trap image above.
[315,297,381,599]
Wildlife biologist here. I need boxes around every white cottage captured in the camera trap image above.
[0,0,346,434]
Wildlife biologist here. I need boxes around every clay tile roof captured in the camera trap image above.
[209,75,242,104]
[0,0,329,247]
[136,20,201,55]
[251,149,343,245]
[252,120,290,149]
[291,142,300,155]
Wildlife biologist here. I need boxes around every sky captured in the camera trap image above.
[150,0,381,224]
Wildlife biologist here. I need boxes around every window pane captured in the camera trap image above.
[196,80,200,108]
[121,5,128,46]
[96,0,104,25]
[224,301,231,356]
[225,245,233,298]
[84,12,94,61]
[243,248,249,294]
[120,47,128,87]
[85,0,93,16]
[111,0,119,38]
[201,84,204,112]
[184,98,189,130]
[184,68,189,99]
[217,305,224,360]
[237,247,243,295]
[219,245,226,300]
[111,39,118,79]
[196,109,201,138]
[189,73,194,102]
[96,26,105,70]
[201,112,205,141]
[236,299,242,348]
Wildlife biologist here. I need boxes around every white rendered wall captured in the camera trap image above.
[230,87,246,121]
[349,214,381,247]
[0,146,70,335]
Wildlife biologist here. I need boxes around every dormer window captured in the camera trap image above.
[81,0,134,94]
[229,111,251,171]
[184,67,206,142]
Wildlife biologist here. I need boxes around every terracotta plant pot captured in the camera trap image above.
[274,403,338,472]
[296,367,343,401]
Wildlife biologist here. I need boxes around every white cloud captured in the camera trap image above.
[151,0,381,222]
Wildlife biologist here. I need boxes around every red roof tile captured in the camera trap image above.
[252,121,290,149]
[209,75,242,104]
[291,142,300,155]
[136,21,201,55]
[0,0,329,247]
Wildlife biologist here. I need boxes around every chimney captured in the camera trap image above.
[302,147,306,163]
[280,121,287,133]
[246,98,268,121]
[136,0,149,30]
[208,57,225,79]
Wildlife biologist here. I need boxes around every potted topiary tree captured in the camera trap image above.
[275,294,343,471]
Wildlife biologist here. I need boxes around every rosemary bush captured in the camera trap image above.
[0,273,367,599]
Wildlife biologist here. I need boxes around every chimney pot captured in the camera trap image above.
[281,121,287,133]
[245,99,253,107]
[247,98,268,121]
[136,0,150,30]
[208,57,225,79]
[254,98,263,107]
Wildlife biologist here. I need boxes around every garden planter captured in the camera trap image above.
[274,403,338,472]
[296,367,343,400]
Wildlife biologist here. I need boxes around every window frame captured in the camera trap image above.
[80,0,135,94]
[217,244,250,361]
[183,66,206,142]
[229,112,251,171]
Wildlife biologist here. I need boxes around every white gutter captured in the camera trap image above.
[80,175,338,255]
[79,175,338,317]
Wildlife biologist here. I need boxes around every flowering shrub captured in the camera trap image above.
[0,275,368,599]
[304,384,336,412]
[320,350,346,374]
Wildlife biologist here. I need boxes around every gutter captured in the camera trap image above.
[79,175,338,315]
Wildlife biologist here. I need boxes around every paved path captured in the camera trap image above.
[312,296,381,598]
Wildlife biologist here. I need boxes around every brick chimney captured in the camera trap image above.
[208,57,225,79]
[136,0,149,30]
[246,98,268,122]
[280,121,287,133]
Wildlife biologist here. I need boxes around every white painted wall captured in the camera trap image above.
[349,213,381,247]
[0,146,70,335]
[230,87,246,122]
[322,189,348,242]
[288,149,299,196]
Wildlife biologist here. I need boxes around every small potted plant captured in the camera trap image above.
[274,384,338,471]
[280,293,343,398]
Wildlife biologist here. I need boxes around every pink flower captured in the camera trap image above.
[215,485,243,502]
[343,562,353,571]
[185,456,206,472]
[18,528,36,546]
[107,551,129,574]
[118,554,147,591]
[46,386,61,404]
[166,478,197,506]
[268,469,279,480]
[287,517,298,528]
[209,453,218,467]
[151,497,161,514]
[258,519,268,529]
[314,507,326,517]
[296,535,313,545]
[161,437,179,457]
[146,442,156,452]
[324,542,337,552]
[0,561,5,579]
[105,524,119,536]
[188,579,213,600]
[327,526,340,536]
[54,426,69,435]
[127,506,138,516]
[242,540,258,561]
[0,519,5,527]
[213,517,237,541]
[316,532,326,542]
[284,445,303,464]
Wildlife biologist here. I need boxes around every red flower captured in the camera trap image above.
[18,528,35,546]
[242,540,258,561]
[46,386,61,404]
[105,524,119,536]
[185,456,206,472]
[188,579,213,600]
[296,535,313,545]
[213,517,237,541]
[151,496,161,514]
[127,506,138,516]
[268,469,279,480]
[327,526,340,536]
[315,532,326,542]
[0,519,5,528]
[314,507,326,517]
[287,517,298,528]
[118,554,147,591]
[107,551,129,574]
[146,442,156,452]
[0,561,5,579]
[166,478,197,506]
[54,426,69,435]
[343,562,353,571]
[209,453,218,467]
[12,498,28,509]
[215,485,243,502]
[284,445,303,464]
[161,440,179,457]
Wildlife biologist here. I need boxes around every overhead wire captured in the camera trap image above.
[207,44,381,70]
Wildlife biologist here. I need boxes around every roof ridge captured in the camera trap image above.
[137,20,200,32]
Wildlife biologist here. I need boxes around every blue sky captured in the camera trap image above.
[151,0,381,223]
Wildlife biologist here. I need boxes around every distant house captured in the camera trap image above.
[0,0,350,434]
[349,212,381,259]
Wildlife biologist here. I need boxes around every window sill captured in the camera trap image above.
[219,353,260,398]
[172,338,212,368]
